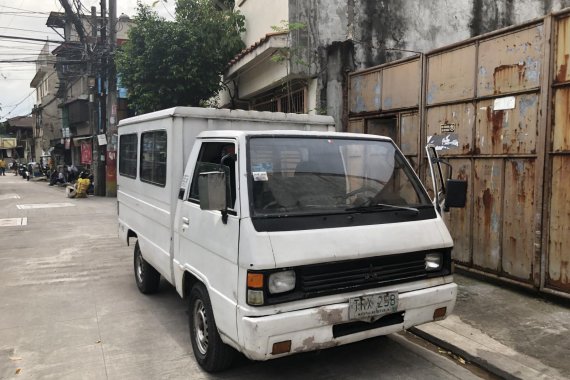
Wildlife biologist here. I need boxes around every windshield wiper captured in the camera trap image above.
[345,203,420,215]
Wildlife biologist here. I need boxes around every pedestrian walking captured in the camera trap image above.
[0,158,6,176]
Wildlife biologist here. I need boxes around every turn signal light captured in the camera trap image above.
[247,273,264,288]
[433,307,447,320]
[271,340,292,355]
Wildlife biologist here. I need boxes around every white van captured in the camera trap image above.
[117,107,466,372]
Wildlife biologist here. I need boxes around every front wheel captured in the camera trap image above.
[189,283,235,372]
[133,241,160,294]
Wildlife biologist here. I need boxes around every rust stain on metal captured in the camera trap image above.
[486,107,504,147]
[553,88,570,152]
[493,63,527,93]
[482,188,493,229]
[555,17,569,84]
[445,159,472,264]
[557,54,569,83]
[502,159,535,281]
[547,156,570,292]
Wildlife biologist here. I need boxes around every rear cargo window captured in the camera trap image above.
[140,130,167,187]
[119,133,137,178]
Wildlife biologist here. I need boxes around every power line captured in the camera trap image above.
[0,5,50,14]
[0,26,63,35]
[0,34,63,44]
[0,13,51,19]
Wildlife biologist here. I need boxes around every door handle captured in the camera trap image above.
[182,217,189,225]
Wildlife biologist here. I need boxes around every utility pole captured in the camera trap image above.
[93,0,107,196]
[89,6,97,179]
[106,0,117,197]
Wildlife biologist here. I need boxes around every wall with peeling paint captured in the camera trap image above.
[288,0,570,130]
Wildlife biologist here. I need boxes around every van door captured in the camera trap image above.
[175,139,240,341]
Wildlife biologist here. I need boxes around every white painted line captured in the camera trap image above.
[16,203,75,210]
[0,217,28,227]
[0,194,21,200]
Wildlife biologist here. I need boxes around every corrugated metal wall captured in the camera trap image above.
[347,10,570,299]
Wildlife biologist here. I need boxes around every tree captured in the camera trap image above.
[116,1,245,114]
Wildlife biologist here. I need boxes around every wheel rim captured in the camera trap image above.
[135,253,144,284]
[193,299,209,355]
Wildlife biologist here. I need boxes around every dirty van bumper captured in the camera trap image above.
[238,282,457,361]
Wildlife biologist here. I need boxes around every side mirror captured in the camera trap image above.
[198,171,227,211]
[425,145,467,213]
[444,179,467,211]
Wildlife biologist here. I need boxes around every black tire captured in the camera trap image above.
[133,241,160,294]
[189,283,235,372]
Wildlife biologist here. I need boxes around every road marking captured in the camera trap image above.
[0,194,21,200]
[16,203,75,210]
[0,217,27,227]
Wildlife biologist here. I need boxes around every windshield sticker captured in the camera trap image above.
[252,172,269,181]
[180,175,190,189]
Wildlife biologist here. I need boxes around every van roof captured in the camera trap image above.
[118,106,335,127]
[197,130,393,142]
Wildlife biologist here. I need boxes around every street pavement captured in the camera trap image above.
[1,174,488,379]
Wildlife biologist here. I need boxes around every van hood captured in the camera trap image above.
[266,218,452,268]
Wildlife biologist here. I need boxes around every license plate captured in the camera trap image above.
[348,292,398,320]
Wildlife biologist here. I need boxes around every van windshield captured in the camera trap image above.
[248,136,432,217]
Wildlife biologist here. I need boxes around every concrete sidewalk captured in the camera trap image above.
[411,273,570,380]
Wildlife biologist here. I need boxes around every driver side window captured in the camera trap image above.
[188,141,237,209]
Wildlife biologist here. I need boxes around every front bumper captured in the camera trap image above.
[237,282,457,360]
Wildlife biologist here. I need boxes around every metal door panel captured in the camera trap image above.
[475,94,539,155]
[426,103,475,156]
[382,59,421,110]
[473,159,503,271]
[547,155,570,292]
[502,159,535,281]
[427,45,477,104]
[478,25,544,96]
[443,159,472,264]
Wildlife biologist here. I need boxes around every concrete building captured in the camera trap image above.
[221,0,570,130]
[45,11,131,170]
[30,42,62,165]
[1,116,34,162]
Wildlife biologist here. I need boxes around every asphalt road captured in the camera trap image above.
[0,174,485,379]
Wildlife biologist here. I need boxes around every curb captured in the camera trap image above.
[409,317,566,380]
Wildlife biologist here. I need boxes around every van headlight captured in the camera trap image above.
[268,270,296,294]
[425,253,443,271]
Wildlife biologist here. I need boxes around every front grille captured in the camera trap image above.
[259,250,451,306]
[299,251,432,297]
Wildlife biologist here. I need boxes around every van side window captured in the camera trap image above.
[188,142,236,209]
[119,133,137,178]
[140,130,167,187]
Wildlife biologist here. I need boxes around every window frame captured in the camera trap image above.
[118,133,138,179]
[139,129,167,187]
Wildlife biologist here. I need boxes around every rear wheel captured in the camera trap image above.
[133,241,160,294]
[189,283,235,372]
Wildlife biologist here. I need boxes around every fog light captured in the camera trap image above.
[433,307,447,320]
[271,340,291,355]
[247,289,264,305]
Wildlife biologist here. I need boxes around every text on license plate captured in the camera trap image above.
[348,292,398,320]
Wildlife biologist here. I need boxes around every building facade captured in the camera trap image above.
[221,0,570,130]
[30,42,62,165]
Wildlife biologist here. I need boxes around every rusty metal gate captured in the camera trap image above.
[347,10,570,299]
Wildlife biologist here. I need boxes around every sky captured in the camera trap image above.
[0,0,176,122]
